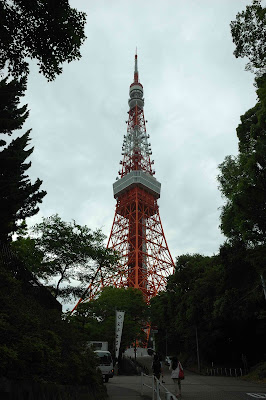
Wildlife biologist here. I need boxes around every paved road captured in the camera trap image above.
[158,370,266,400]
[106,356,266,400]
[106,375,150,399]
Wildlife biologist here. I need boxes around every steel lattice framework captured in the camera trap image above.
[72,52,174,312]
[106,187,174,302]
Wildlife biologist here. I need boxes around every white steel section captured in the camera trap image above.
[129,84,143,93]
[122,124,151,161]
[113,170,161,198]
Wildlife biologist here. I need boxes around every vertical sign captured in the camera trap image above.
[115,310,125,360]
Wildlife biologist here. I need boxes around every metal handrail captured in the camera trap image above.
[141,372,177,400]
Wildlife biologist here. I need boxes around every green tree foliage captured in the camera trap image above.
[216,242,264,320]
[14,214,118,301]
[219,0,266,285]
[0,132,46,242]
[0,0,86,80]
[150,252,266,367]
[0,0,87,239]
[218,75,266,250]
[217,73,266,291]
[11,235,44,274]
[73,287,148,354]
[150,254,225,364]
[215,242,265,366]
[230,0,266,76]
[0,77,29,138]
[0,256,106,397]
[219,0,266,309]
[0,77,46,243]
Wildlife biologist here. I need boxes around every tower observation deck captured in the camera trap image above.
[72,52,174,310]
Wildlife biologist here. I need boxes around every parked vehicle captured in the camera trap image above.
[94,350,114,383]
[88,341,108,351]
[147,347,154,356]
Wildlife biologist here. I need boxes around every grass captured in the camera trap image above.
[241,362,266,384]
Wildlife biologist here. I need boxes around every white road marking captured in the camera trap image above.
[246,394,266,398]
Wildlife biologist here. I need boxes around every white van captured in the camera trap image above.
[94,350,114,383]
[89,341,108,351]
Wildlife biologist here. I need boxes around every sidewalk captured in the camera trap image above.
[105,375,151,400]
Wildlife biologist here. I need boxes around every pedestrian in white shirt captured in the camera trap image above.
[169,356,184,398]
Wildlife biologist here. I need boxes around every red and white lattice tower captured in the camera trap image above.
[72,52,174,311]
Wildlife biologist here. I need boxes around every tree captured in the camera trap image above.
[0,132,46,243]
[0,76,28,139]
[217,74,266,284]
[158,254,225,364]
[0,77,46,244]
[0,1,87,239]
[74,287,147,354]
[230,0,266,76]
[0,1,87,240]
[22,214,118,301]
[0,257,106,396]
[222,0,266,300]
[0,0,86,80]
[150,251,265,367]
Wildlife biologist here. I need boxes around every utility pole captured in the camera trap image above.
[195,326,200,373]
[260,274,266,301]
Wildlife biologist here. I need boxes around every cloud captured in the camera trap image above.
[23,0,256,265]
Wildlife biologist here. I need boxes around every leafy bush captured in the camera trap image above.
[0,257,106,396]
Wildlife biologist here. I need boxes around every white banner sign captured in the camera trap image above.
[115,310,125,359]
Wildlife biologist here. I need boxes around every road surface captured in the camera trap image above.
[106,355,266,400]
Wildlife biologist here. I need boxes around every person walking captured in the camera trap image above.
[152,353,162,380]
[157,353,165,383]
[169,356,184,398]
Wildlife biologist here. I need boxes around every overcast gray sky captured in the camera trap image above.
[24,0,258,263]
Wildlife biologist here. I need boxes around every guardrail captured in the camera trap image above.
[141,372,177,400]
[206,367,245,377]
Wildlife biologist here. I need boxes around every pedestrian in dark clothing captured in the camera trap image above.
[152,353,161,380]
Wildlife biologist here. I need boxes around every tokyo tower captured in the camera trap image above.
[73,52,174,311]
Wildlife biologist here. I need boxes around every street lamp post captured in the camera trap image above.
[195,326,200,373]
